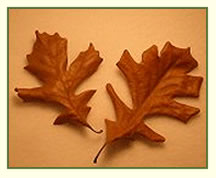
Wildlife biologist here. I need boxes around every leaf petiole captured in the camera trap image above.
[93,143,107,164]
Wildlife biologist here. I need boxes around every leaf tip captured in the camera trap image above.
[149,44,158,53]
[122,49,130,56]
[53,117,68,125]
[35,30,40,38]
[187,47,191,51]
[165,41,172,46]
[117,49,136,69]
[23,65,28,70]
[142,44,158,62]
[194,107,201,114]
[54,32,59,37]
[119,49,131,65]
[155,136,166,142]
[106,83,112,89]
[87,43,103,63]
[88,43,95,50]
[161,41,173,53]
[106,83,114,93]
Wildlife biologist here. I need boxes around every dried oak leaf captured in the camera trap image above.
[94,42,203,163]
[15,31,103,133]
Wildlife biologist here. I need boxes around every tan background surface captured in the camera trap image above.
[9,9,206,167]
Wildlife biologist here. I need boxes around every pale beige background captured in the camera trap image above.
[9,9,206,167]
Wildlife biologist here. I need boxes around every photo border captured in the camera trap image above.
[7,6,208,169]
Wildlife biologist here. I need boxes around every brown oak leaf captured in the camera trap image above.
[15,31,103,133]
[93,42,203,163]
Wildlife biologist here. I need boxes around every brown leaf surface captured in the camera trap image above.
[15,31,103,133]
[94,42,203,163]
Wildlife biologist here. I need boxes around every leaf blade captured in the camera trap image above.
[95,42,203,163]
[15,31,103,133]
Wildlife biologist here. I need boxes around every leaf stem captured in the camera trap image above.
[93,143,107,164]
[86,124,103,134]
